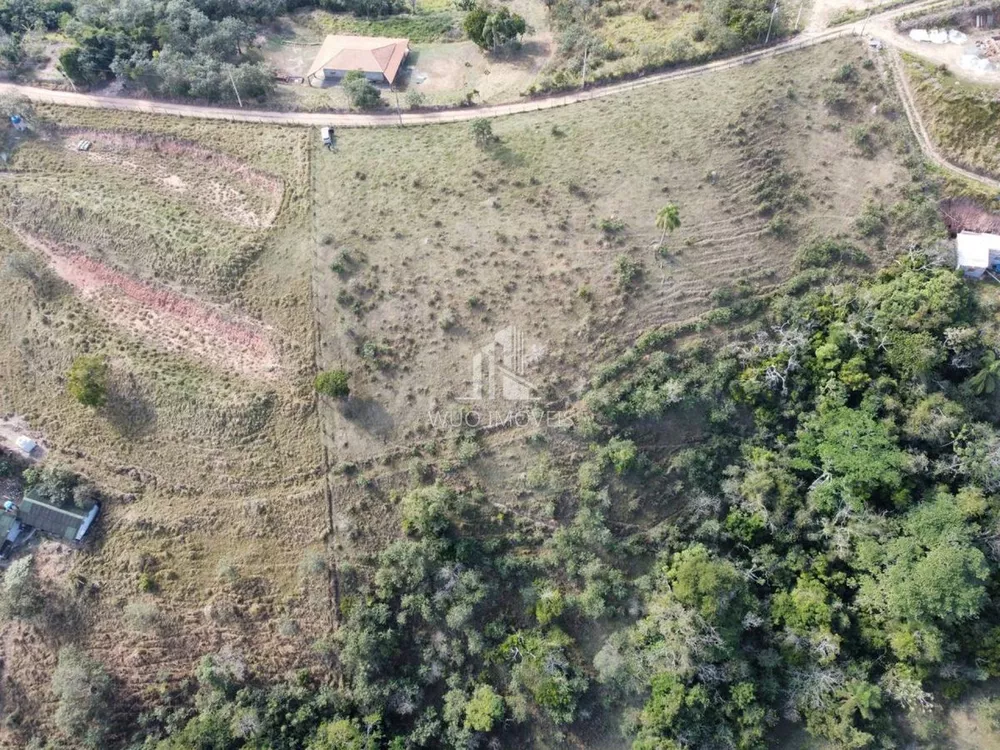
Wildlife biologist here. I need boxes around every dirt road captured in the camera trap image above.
[0,0,958,128]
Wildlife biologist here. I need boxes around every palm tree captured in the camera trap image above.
[655,203,681,247]
[970,350,1000,395]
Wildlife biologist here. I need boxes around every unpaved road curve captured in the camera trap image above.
[0,0,957,128]
[887,47,1000,191]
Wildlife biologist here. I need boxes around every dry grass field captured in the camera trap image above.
[0,109,329,743]
[0,36,952,745]
[313,38,940,558]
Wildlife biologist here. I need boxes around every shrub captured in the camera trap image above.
[471,118,497,147]
[856,200,888,237]
[343,70,382,110]
[137,571,158,593]
[123,601,163,632]
[0,556,42,621]
[67,355,108,408]
[599,216,626,236]
[832,63,858,84]
[315,369,351,398]
[795,237,867,268]
[850,124,877,157]
[51,645,113,746]
[405,89,426,109]
[614,255,642,289]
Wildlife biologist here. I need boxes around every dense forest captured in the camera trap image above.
[68,250,993,749]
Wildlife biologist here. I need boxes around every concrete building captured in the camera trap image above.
[956,230,1000,278]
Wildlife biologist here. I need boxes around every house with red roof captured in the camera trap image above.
[306,35,410,86]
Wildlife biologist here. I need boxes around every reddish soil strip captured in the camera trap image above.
[63,129,285,228]
[13,228,280,379]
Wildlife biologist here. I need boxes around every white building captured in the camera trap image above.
[956,230,1000,278]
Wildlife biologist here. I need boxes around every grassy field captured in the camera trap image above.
[312,38,941,558]
[0,108,329,744]
[0,36,957,746]
[903,53,1000,185]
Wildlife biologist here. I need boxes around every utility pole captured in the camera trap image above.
[393,88,403,126]
[794,0,803,30]
[228,70,243,108]
[859,8,872,36]
[56,65,77,92]
[764,0,779,45]
[580,44,589,90]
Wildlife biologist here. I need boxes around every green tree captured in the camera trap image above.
[464,684,503,732]
[343,70,382,110]
[499,628,586,724]
[970,350,1000,395]
[470,117,496,147]
[315,368,350,398]
[668,543,748,637]
[0,555,42,621]
[67,355,108,408]
[51,645,114,747]
[463,5,490,48]
[480,6,526,50]
[308,718,367,749]
[655,203,681,246]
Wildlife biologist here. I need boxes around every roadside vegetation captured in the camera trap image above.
[537,0,788,92]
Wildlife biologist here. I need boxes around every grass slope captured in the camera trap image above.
[313,38,940,557]
[903,53,1000,185]
[0,108,328,744]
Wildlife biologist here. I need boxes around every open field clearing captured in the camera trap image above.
[0,110,328,744]
[902,52,1000,184]
[314,38,936,492]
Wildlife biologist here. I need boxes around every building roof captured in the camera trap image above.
[18,492,98,542]
[957,230,1000,269]
[306,35,409,84]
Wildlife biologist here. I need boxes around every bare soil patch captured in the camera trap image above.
[61,129,285,229]
[11,228,281,379]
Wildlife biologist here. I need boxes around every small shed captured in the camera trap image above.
[956,230,1000,278]
[18,492,100,542]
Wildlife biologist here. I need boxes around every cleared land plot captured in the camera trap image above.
[0,109,327,744]
[313,40,931,541]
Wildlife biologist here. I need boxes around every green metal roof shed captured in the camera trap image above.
[18,492,99,542]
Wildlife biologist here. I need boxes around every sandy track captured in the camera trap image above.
[0,0,958,128]
[11,228,281,379]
